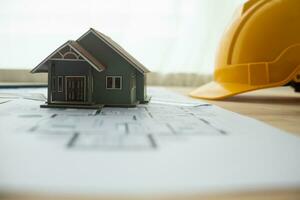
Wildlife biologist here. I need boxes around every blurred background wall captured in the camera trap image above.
[0,0,244,85]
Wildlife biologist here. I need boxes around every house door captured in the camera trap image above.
[66,76,85,102]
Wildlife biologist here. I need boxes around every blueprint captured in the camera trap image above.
[0,87,226,150]
[0,87,299,195]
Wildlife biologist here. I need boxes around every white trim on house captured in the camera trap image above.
[49,58,86,62]
[68,44,101,71]
[58,76,63,92]
[31,41,104,73]
[50,46,83,60]
[106,76,122,90]
[52,76,57,92]
[62,52,80,60]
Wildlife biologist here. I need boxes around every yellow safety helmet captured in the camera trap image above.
[190,0,300,100]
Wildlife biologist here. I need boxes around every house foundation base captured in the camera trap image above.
[41,103,104,109]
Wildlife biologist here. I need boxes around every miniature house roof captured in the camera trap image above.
[77,28,150,74]
[31,40,106,73]
[31,28,150,74]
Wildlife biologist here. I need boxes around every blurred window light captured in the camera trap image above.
[0,0,244,74]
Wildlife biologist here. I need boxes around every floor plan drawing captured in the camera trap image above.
[0,87,227,151]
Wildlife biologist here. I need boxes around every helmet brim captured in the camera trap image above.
[189,81,255,100]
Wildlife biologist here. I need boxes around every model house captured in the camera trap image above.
[31,28,150,108]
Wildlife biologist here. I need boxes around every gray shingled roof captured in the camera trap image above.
[69,40,106,71]
[78,28,150,73]
[32,28,149,74]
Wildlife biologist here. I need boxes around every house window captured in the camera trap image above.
[106,77,113,89]
[115,77,121,89]
[106,76,122,90]
[58,76,63,92]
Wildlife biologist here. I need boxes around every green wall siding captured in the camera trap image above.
[92,66,137,105]
[49,60,92,103]
[136,73,146,102]
[78,33,127,69]
[78,32,143,105]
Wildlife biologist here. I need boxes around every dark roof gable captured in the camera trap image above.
[77,28,150,74]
